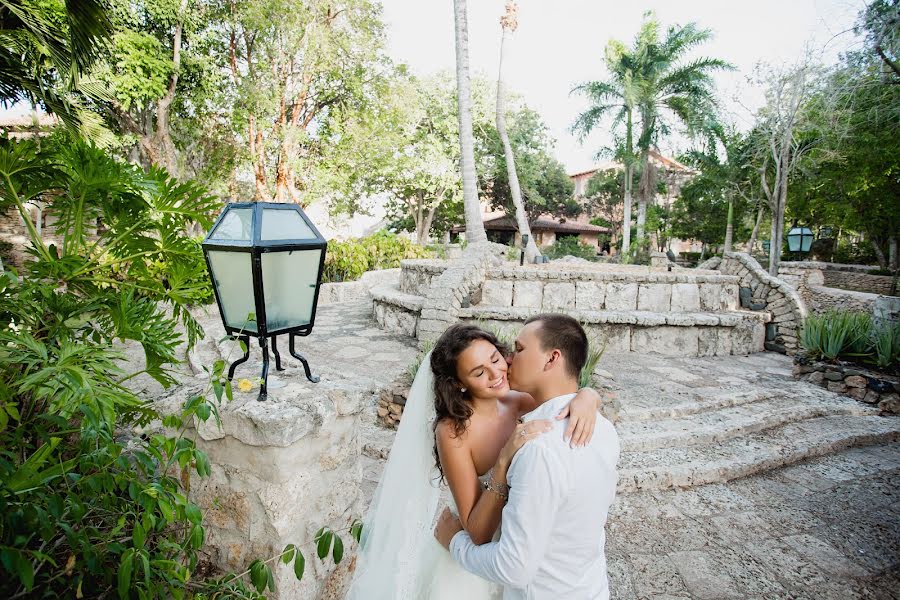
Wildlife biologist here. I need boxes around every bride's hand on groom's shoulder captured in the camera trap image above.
[557,388,607,448]
[497,419,553,473]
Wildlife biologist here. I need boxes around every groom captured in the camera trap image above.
[435,313,620,599]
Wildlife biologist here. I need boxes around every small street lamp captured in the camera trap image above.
[787,223,814,256]
[762,240,771,254]
[520,233,529,266]
[202,202,327,400]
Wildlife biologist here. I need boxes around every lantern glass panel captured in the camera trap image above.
[207,250,258,333]
[210,208,253,241]
[801,228,813,252]
[261,208,317,241]
[261,248,322,331]
[787,227,802,251]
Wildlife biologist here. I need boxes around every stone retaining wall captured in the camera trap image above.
[793,359,899,415]
[414,243,508,346]
[317,268,400,305]
[480,266,740,314]
[779,261,896,296]
[716,253,807,352]
[399,259,450,296]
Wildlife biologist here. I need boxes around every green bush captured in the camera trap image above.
[323,231,432,283]
[546,236,597,261]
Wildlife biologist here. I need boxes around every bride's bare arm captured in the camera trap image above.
[508,388,604,446]
[436,419,549,546]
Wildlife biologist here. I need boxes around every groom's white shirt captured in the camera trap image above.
[450,392,620,599]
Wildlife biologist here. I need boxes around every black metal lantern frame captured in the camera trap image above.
[202,202,327,401]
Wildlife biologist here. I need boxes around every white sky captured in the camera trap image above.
[380,0,866,173]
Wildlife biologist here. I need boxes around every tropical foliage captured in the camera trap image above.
[800,311,900,370]
[323,231,432,283]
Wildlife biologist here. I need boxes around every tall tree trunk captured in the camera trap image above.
[150,0,189,177]
[622,163,633,255]
[870,237,888,269]
[636,150,650,245]
[453,0,487,244]
[496,4,537,262]
[724,196,734,253]
[747,201,764,253]
[888,235,898,270]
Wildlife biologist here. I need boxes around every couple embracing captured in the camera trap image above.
[350,314,620,599]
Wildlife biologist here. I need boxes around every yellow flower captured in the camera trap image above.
[238,378,253,393]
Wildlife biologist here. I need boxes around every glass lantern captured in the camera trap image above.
[202,202,327,399]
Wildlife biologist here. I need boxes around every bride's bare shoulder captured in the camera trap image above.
[434,417,469,449]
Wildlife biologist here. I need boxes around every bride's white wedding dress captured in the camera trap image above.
[422,474,502,599]
[348,353,501,599]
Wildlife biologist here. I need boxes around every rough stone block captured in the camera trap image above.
[845,375,867,388]
[878,393,899,414]
[481,280,513,306]
[631,326,700,356]
[862,390,880,404]
[637,283,672,312]
[698,328,718,357]
[699,283,723,310]
[575,281,606,311]
[671,283,701,312]
[808,371,825,385]
[543,282,576,310]
[605,282,639,311]
[847,387,867,401]
[585,324,630,354]
[512,281,543,308]
[827,381,848,394]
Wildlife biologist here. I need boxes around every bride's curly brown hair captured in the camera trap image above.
[430,324,509,481]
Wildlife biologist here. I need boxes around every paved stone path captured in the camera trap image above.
[607,444,900,599]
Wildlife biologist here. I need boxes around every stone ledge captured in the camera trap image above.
[617,414,900,492]
[486,266,738,285]
[457,305,768,328]
[369,284,424,312]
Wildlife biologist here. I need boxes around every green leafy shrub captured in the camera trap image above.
[0,138,358,598]
[800,310,900,370]
[323,230,432,283]
[545,236,597,261]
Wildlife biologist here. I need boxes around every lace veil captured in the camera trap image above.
[348,351,443,598]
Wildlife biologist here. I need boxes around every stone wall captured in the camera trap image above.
[793,358,899,415]
[317,268,400,305]
[716,253,807,352]
[779,261,896,296]
[479,266,740,314]
[415,243,508,346]
[399,259,450,296]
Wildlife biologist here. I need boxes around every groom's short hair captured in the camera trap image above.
[524,314,588,379]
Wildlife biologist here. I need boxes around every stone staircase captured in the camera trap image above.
[608,352,900,493]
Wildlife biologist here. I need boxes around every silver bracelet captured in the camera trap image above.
[482,472,510,501]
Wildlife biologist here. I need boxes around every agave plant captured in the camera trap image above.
[871,320,900,370]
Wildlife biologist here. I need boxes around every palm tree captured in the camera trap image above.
[0,0,113,135]
[453,0,487,244]
[629,15,733,244]
[496,2,538,261]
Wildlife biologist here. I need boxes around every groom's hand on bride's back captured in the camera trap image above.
[434,507,463,550]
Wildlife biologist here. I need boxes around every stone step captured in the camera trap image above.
[618,396,877,451]
[618,388,782,421]
[617,414,900,493]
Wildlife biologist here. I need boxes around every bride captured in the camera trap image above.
[349,324,602,599]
